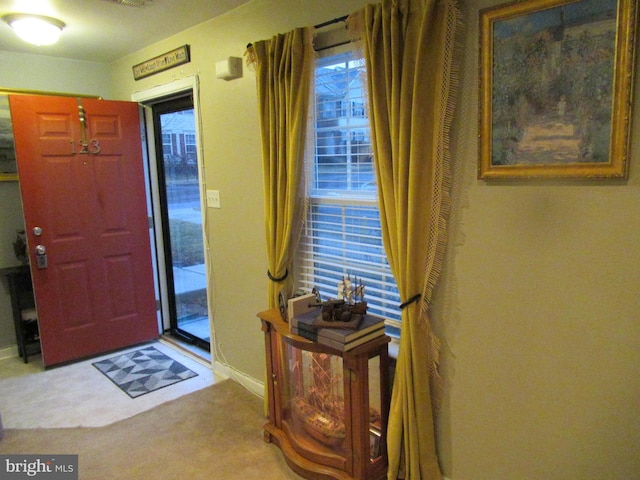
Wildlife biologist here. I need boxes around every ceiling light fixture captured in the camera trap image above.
[2,13,65,46]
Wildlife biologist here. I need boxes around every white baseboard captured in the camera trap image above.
[0,345,18,361]
[213,360,264,398]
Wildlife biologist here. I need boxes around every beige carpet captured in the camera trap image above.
[0,379,302,479]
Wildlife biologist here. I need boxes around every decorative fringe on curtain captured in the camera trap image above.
[420,0,464,314]
[420,0,464,418]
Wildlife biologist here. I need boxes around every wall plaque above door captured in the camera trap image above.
[132,45,191,80]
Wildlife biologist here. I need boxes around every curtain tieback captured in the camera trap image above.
[267,269,288,282]
[399,293,421,310]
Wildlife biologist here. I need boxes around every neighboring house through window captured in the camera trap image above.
[160,113,197,178]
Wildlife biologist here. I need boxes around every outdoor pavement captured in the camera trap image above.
[167,205,206,295]
[173,264,207,295]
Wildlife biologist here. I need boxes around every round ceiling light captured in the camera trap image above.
[3,13,65,46]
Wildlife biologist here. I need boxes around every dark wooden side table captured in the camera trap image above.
[0,265,40,363]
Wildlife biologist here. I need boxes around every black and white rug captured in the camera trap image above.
[92,345,198,398]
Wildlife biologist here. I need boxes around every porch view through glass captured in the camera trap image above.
[155,100,209,349]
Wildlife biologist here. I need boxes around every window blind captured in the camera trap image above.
[296,47,401,336]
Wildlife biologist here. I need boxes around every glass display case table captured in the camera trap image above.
[258,308,390,480]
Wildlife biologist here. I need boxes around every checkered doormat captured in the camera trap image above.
[92,345,198,398]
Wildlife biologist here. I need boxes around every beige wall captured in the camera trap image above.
[0,50,111,98]
[433,0,640,478]
[1,0,638,477]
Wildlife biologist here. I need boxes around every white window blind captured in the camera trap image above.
[296,47,401,336]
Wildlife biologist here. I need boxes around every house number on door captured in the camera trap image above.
[69,138,102,155]
[70,139,101,155]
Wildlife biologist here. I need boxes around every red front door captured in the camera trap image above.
[9,95,158,366]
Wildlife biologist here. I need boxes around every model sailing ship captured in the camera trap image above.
[291,350,382,447]
[291,352,346,446]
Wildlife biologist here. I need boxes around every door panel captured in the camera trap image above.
[9,95,158,366]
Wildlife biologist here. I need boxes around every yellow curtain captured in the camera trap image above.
[247,28,315,308]
[348,0,461,478]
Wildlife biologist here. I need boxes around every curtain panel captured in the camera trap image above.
[348,0,461,478]
[246,28,315,308]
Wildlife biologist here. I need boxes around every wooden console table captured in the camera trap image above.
[0,265,40,363]
[258,308,390,480]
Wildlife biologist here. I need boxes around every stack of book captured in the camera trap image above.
[290,310,386,351]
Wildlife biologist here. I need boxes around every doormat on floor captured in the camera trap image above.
[92,345,198,398]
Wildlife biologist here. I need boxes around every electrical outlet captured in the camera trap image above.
[206,190,221,208]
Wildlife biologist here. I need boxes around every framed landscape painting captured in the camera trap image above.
[478,0,637,179]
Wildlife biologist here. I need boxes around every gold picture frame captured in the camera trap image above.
[478,0,637,179]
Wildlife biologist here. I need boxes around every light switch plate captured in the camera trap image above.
[206,190,221,208]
